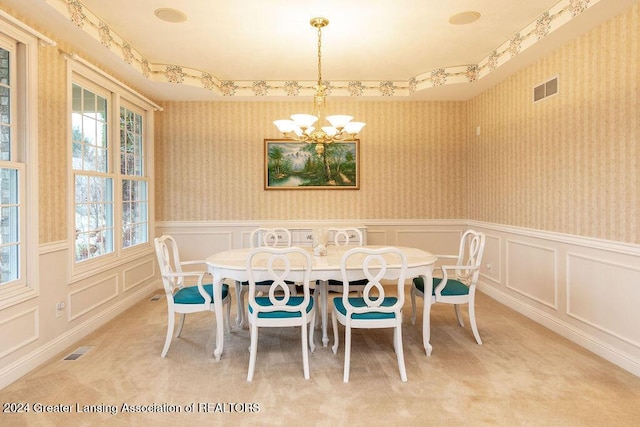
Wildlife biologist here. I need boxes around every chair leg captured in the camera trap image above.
[343,325,352,383]
[395,323,407,382]
[468,298,482,345]
[175,313,186,337]
[410,286,417,325]
[235,282,245,328]
[331,310,339,354]
[301,322,310,380]
[309,310,316,353]
[161,310,175,358]
[454,304,465,327]
[247,323,259,382]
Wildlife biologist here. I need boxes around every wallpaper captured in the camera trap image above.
[38,41,68,243]
[467,3,639,244]
[33,4,639,245]
[155,100,468,221]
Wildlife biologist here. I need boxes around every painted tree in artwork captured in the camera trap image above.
[268,145,285,177]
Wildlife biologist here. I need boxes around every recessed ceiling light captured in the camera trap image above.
[449,11,481,25]
[154,8,187,23]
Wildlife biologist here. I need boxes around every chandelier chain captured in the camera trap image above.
[317,25,322,85]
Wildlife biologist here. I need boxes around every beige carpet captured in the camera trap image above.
[2,291,640,426]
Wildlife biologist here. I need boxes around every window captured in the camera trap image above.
[120,106,148,248]
[72,83,114,262]
[69,59,154,272]
[0,43,22,287]
[0,21,39,307]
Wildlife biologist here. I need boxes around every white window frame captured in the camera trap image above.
[67,57,156,280]
[0,19,39,309]
[120,101,150,250]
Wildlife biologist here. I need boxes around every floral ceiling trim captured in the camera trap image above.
[53,0,598,98]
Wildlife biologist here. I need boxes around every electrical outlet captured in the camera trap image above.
[56,301,65,318]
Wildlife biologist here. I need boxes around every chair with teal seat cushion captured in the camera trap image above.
[236,228,297,328]
[331,247,408,382]
[154,235,231,358]
[314,228,366,339]
[410,229,486,345]
[246,246,316,381]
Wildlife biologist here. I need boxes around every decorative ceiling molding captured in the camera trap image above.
[50,0,598,98]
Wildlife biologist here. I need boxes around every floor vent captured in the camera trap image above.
[63,346,93,361]
[534,76,558,103]
[150,294,162,301]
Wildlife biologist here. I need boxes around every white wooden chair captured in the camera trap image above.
[314,228,366,332]
[410,229,486,345]
[154,235,231,357]
[236,228,297,328]
[331,246,408,382]
[246,246,316,381]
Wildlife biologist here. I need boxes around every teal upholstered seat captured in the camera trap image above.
[249,296,314,318]
[174,283,229,304]
[410,230,486,347]
[333,297,398,320]
[154,235,231,358]
[412,277,470,296]
[331,247,408,382]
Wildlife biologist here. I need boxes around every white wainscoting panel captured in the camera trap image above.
[123,258,155,293]
[365,229,388,245]
[0,308,39,359]
[69,275,119,321]
[567,253,640,348]
[396,229,461,255]
[506,239,558,309]
[480,233,501,284]
[470,220,640,376]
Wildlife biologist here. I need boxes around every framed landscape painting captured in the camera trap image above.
[264,139,359,190]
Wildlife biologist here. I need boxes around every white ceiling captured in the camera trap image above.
[3,0,638,101]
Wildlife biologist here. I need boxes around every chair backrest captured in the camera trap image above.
[339,247,407,316]
[453,230,486,283]
[328,227,364,246]
[246,246,312,314]
[250,227,292,248]
[154,235,185,294]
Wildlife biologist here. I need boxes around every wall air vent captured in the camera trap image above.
[533,76,559,103]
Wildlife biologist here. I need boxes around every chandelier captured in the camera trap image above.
[273,17,365,146]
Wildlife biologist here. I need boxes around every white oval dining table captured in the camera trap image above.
[206,245,437,360]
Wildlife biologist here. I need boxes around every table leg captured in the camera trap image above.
[212,271,225,361]
[320,280,329,347]
[421,272,433,356]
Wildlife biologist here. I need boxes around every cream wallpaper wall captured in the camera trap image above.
[467,3,639,244]
[34,4,639,245]
[155,100,468,222]
[38,41,68,244]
